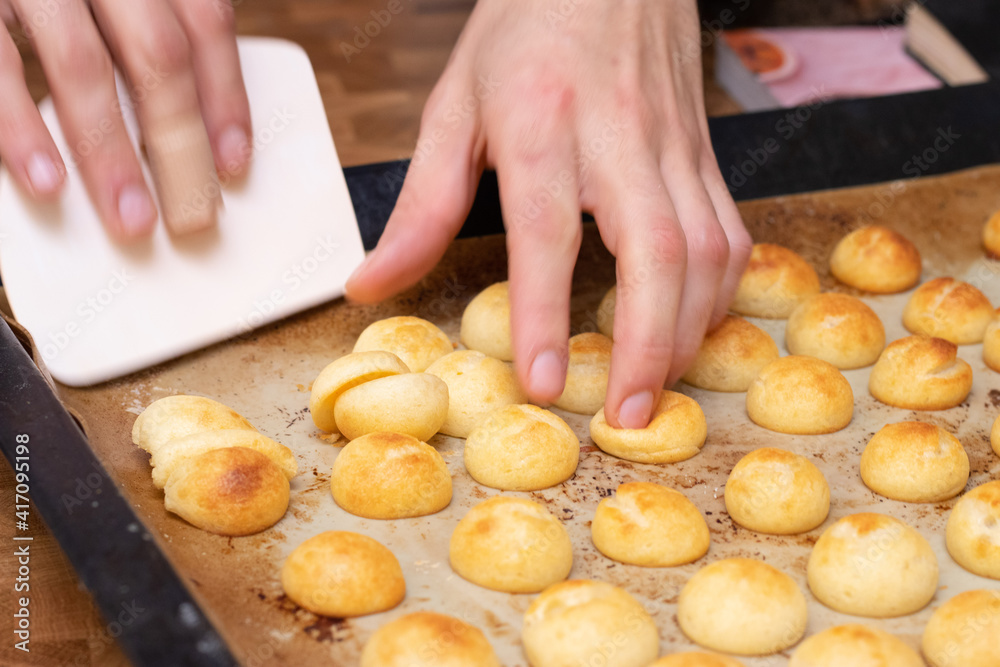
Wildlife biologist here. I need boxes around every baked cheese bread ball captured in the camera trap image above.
[785,293,885,369]
[464,404,579,491]
[331,432,451,519]
[353,316,453,372]
[522,580,659,667]
[983,209,1000,258]
[903,277,994,344]
[554,332,611,414]
[132,395,256,455]
[425,350,527,438]
[746,356,854,434]
[681,315,779,392]
[789,624,924,667]
[281,531,405,617]
[868,335,972,410]
[360,612,501,667]
[590,391,707,464]
[460,281,513,360]
[731,243,820,318]
[650,654,745,667]
[150,428,298,489]
[724,448,830,535]
[678,558,807,655]
[449,497,572,593]
[591,482,709,567]
[922,590,1000,667]
[807,513,938,618]
[310,351,410,432]
[946,480,1000,580]
[334,373,449,442]
[860,422,969,503]
[829,225,922,293]
[163,447,289,536]
[982,315,1000,372]
[597,285,616,338]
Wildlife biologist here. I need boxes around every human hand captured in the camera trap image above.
[345,0,751,429]
[0,0,251,239]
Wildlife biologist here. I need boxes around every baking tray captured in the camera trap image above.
[49,164,1000,665]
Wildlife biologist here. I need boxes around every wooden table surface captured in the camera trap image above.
[0,1,895,665]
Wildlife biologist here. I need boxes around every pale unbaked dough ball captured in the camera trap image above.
[597,286,616,338]
[334,373,449,441]
[860,422,969,503]
[746,356,854,434]
[983,209,1000,258]
[591,482,709,566]
[982,315,1000,372]
[678,558,807,656]
[829,225,922,293]
[724,448,830,535]
[281,531,405,617]
[785,293,885,369]
[353,316,454,372]
[360,612,501,667]
[650,654,746,667]
[461,281,513,360]
[554,333,611,414]
[150,428,298,489]
[731,243,820,318]
[807,513,938,618]
[682,316,780,392]
[869,335,972,410]
[464,404,579,491]
[450,497,572,593]
[331,432,451,519]
[946,480,1000,580]
[310,351,410,432]
[590,391,707,464]
[922,590,1000,667]
[132,395,257,455]
[903,277,994,344]
[790,624,924,667]
[522,580,659,667]
[425,350,527,438]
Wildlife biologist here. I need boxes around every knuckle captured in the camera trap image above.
[49,34,113,89]
[513,65,575,117]
[126,24,192,79]
[191,1,236,37]
[515,214,582,252]
[645,220,687,268]
[689,223,730,269]
[727,225,753,269]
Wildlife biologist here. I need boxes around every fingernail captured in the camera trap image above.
[217,125,250,172]
[26,152,62,195]
[618,391,654,429]
[117,184,156,236]
[529,350,565,400]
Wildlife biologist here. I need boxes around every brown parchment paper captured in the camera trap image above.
[56,165,1000,666]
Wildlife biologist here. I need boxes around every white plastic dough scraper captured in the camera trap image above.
[0,37,366,386]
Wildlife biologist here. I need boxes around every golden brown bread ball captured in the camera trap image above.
[360,611,501,667]
[731,243,820,318]
[597,286,616,338]
[522,580,659,667]
[868,335,972,410]
[554,332,611,414]
[150,428,298,489]
[829,225,922,293]
[785,293,885,369]
[945,480,1000,580]
[460,282,513,360]
[807,513,938,618]
[650,654,746,667]
[449,497,573,593]
[464,404,579,491]
[590,391,707,464]
[983,209,1000,258]
[163,447,289,536]
[310,351,410,432]
[353,316,453,372]
[860,422,969,503]
[678,558,807,655]
[281,531,405,617]
[681,315,779,392]
[981,314,1000,372]
[789,624,924,667]
[746,356,854,434]
[425,350,527,438]
[132,395,256,455]
[591,482,709,567]
[903,277,994,344]
[724,448,830,535]
[334,373,449,442]
[922,590,1000,667]
[331,432,451,519]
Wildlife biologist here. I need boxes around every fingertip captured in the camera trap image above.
[526,349,566,404]
[115,183,157,240]
[215,123,251,176]
[609,389,655,430]
[25,151,65,198]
